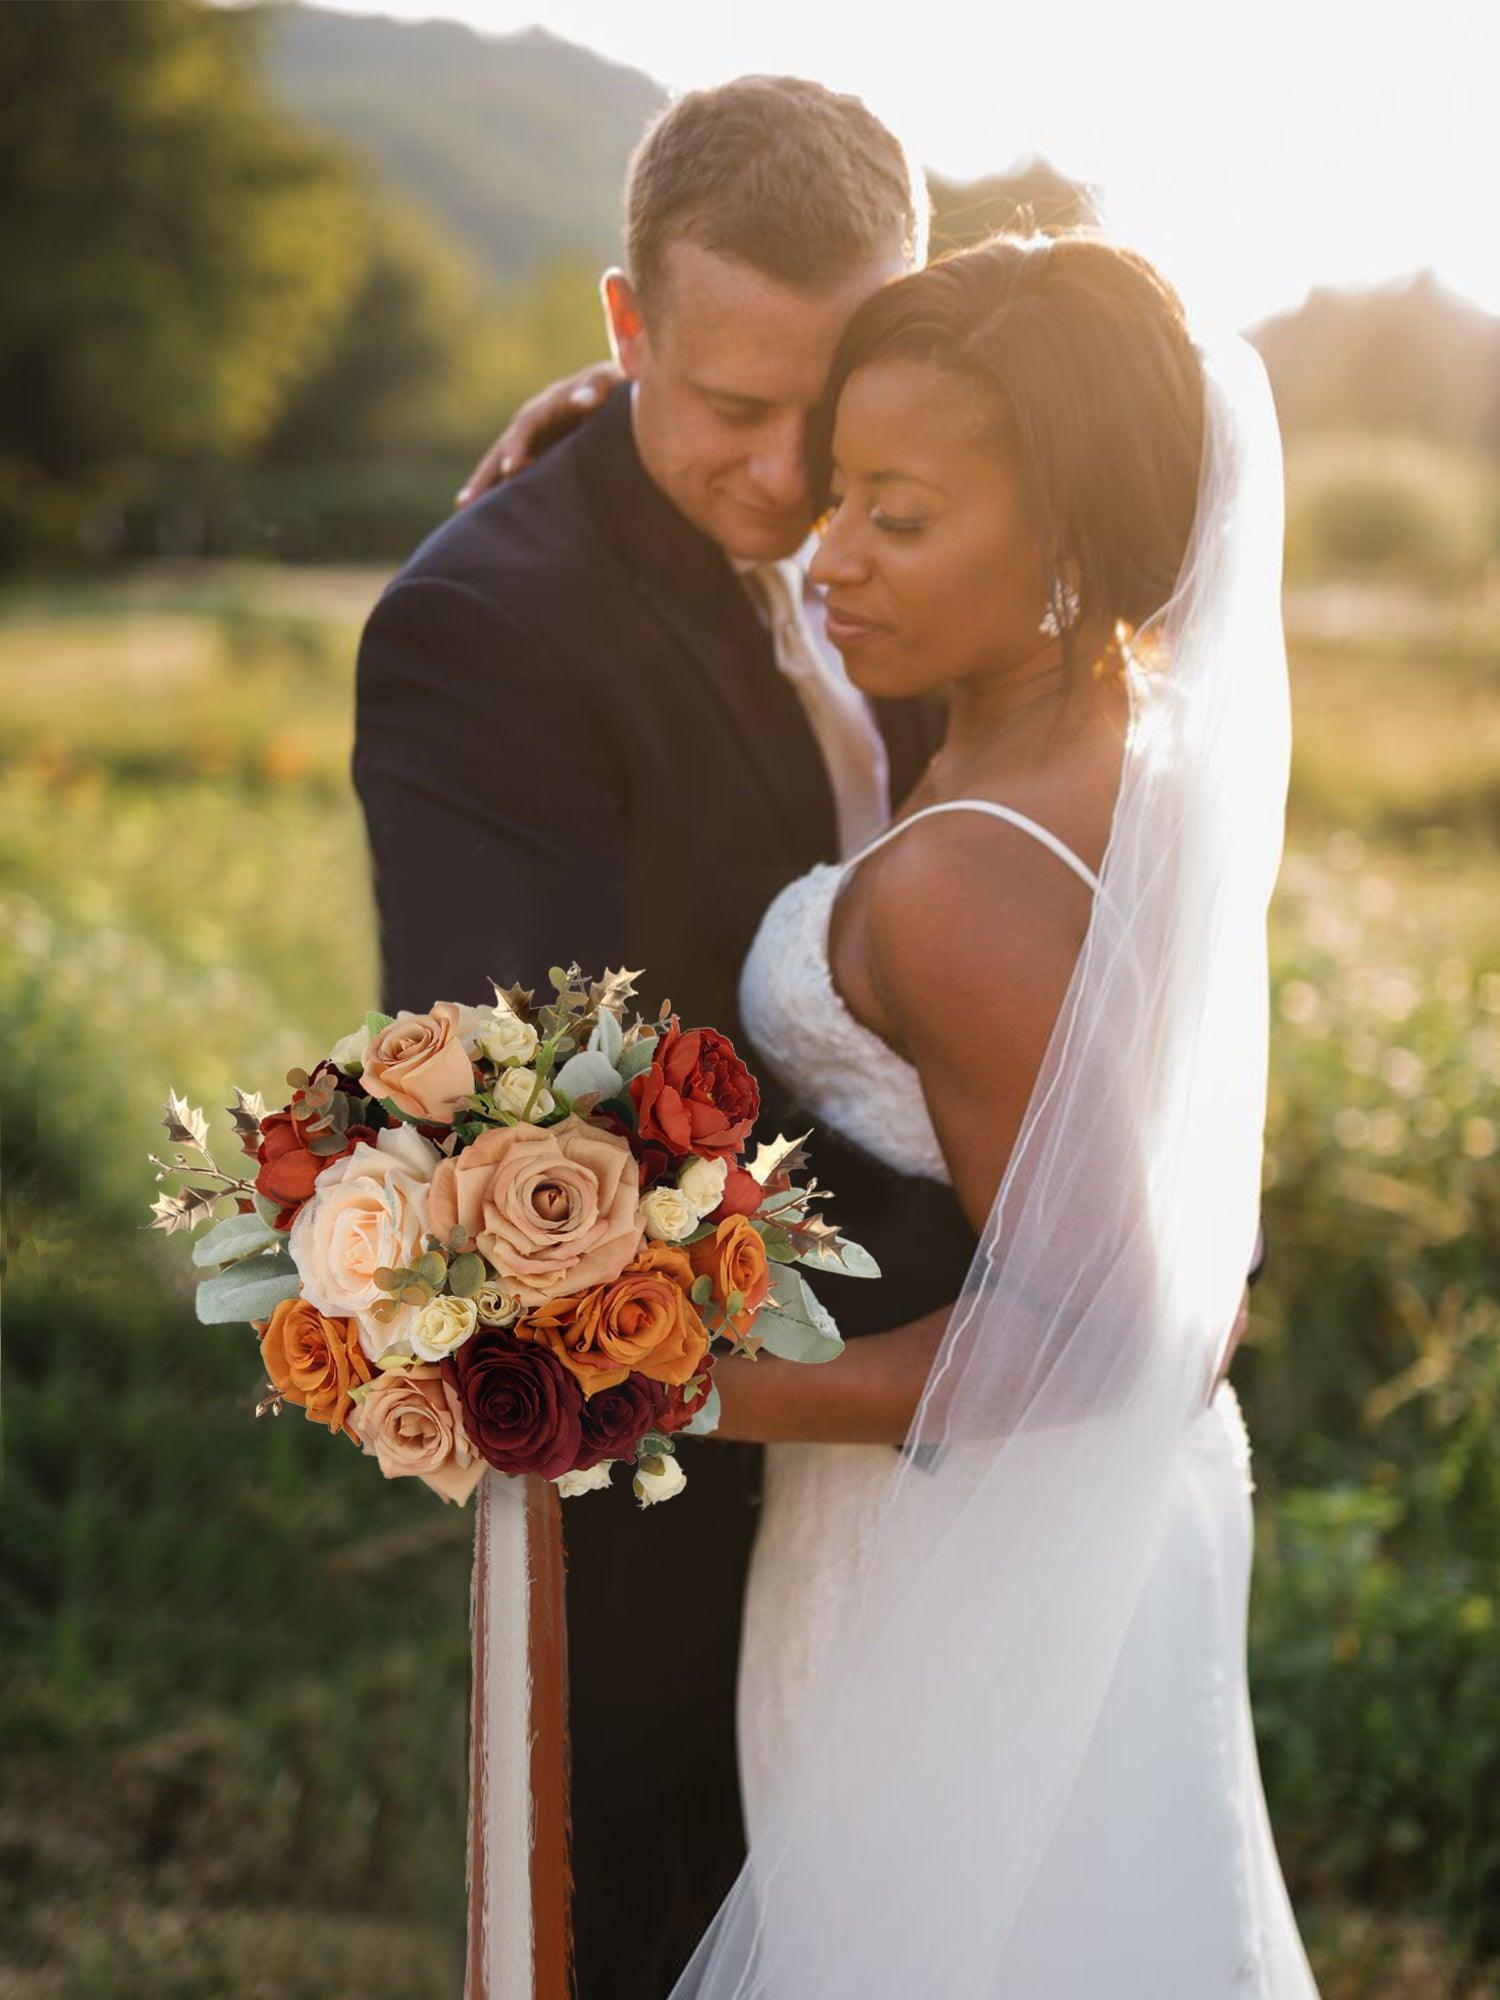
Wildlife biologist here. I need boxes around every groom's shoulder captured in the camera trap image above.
[386,430,601,619]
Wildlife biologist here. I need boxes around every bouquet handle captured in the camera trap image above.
[466,1471,575,2000]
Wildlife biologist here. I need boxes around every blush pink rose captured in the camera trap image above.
[360,1002,476,1125]
[428,1114,643,1308]
[347,1364,487,1505]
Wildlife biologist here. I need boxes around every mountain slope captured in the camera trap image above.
[259,4,666,282]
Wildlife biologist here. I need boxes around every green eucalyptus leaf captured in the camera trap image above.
[690,1274,714,1307]
[365,1011,395,1037]
[415,1251,447,1288]
[448,1252,485,1298]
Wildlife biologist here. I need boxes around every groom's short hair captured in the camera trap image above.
[626,76,926,308]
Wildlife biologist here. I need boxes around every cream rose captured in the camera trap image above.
[473,1280,522,1327]
[555,1461,614,1499]
[410,1293,479,1363]
[348,1364,486,1505]
[494,1066,555,1123]
[288,1124,439,1358]
[360,1002,476,1125]
[426,1115,643,1307]
[638,1184,698,1243]
[472,1002,539,1068]
[633,1453,687,1506]
[677,1156,728,1219]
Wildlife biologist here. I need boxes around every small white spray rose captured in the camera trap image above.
[329,1024,371,1071]
[473,1002,540,1068]
[494,1066,555,1123]
[409,1294,479,1362]
[472,1280,522,1327]
[677,1156,728,1219]
[638,1185,698,1243]
[555,1461,614,1499]
[634,1454,687,1507]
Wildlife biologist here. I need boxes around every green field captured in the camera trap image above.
[3,563,1498,1999]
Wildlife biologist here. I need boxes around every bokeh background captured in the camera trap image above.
[3,4,1498,1996]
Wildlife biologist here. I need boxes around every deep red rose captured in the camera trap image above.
[442,1327,584,1481]
[593,1110,673,1190]
[711,1165,764,1221]
[659,1356,716,1436]
[574,1371,670,1470]
[631,1019,759,1161]
[253,1111,376,1231]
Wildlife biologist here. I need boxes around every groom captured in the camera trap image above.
[354,77,979,1998]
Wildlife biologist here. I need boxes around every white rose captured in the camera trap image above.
[555,1461,614,1499]
[494,1066,555,1123]
[633,1453,687,1507]
[328,1024,371,1071]
[638,1185,698,1243]
[473,1003,539,1068]
[473,1280,522,1327]
[288,1125,440,1360]
[677,1156,728,1219]
[410,1293,479,1362]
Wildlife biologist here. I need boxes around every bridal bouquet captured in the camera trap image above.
[149,967,875,1509]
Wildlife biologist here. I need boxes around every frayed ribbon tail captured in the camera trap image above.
[466,1470,575,2000]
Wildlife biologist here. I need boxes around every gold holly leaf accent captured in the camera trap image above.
[589,966,644,1019]
[162,1090,210,1154]
[746,1132,813,1187]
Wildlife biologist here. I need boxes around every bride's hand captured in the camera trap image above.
[454,360,625,506]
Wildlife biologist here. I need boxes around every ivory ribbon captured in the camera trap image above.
[465,1470,575,2000]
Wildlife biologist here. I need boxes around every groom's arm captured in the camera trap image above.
[354,573,626,1015]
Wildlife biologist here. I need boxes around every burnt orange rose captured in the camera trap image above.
[260,1296,373,1439]
[690,1216,771,1340]
[517,1244,710,1395]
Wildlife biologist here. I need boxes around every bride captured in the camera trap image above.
[476,229,1318,1997]
[681,232,1319,1998]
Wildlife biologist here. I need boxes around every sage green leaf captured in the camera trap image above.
[682,1382,722,1436]
[415,1251,447,1288]
[752,1265,844,1363]
[690,1274,714,1307]
[616,1035,658,1084]
[554,1050,623,1103]
[589,1009,625,1067]
[796,1235,882,1280]
[365,1010,395,1037]
[190,1210,282,1269]
[194,1252,301,1325]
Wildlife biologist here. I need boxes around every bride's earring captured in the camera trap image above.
[1039,577,1082,639]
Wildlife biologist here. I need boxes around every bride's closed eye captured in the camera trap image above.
[817,489,930,538]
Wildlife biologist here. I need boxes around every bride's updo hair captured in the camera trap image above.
[817,232,1207,645]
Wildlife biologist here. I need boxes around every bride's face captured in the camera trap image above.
[809,358,1052,699]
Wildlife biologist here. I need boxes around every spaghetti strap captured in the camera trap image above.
[845,800,1102,896]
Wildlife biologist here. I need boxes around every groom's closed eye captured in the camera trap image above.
[703,390,770,426]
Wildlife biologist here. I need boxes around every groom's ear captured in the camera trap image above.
[602,267,647,379]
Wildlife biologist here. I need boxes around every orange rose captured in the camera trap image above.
[360,1002,476,1125]
[260,1296,373,1439]
[518,1244,710,1395]
[690,1216,771,1340]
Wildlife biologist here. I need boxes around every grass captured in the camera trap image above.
[3,560,1498,1997]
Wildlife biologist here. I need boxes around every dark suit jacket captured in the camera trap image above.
[354,386,977,1999]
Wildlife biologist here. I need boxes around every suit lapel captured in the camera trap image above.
[577,386,837,861]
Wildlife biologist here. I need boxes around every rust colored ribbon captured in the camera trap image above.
[465,1472,576,2000]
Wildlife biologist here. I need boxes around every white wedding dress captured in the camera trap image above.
[733,802,1320,1998]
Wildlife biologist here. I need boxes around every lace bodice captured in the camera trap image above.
[740,861,950,1183]
[739,800,1103,1190]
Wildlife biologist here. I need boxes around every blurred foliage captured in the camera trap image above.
[1286,434,1500,586]
[1,569,1497,1994]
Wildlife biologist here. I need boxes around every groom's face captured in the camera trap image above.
[611,238,908,563]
